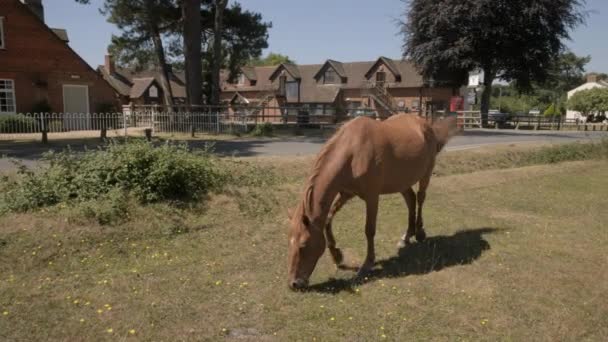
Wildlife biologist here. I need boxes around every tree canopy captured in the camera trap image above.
[402,0,587,123]
[249,53,295,66]
[567,88,608,118]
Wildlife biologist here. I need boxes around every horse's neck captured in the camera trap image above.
[307,173,339,227]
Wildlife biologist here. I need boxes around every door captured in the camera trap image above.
[63,85,91,130]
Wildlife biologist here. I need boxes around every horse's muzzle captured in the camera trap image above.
[289,278,308,290]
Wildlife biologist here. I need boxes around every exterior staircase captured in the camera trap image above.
[362,81,398,116]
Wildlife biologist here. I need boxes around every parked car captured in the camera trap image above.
[488,110,509,123]
[528,109,541,116]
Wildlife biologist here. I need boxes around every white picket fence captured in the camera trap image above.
[0,103,356,141]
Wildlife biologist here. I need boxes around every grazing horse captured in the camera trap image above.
[287,114,459,290]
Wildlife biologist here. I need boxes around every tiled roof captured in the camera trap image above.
[221,58,425,103]
[98,66,187,99]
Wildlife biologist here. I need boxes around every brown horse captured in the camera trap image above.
[287,114,459,290]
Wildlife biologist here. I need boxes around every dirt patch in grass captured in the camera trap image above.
[1,145,607,341]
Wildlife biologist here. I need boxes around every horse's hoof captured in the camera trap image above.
[356,261,374,278]
[330,248,344,265]
[415,229,427,242]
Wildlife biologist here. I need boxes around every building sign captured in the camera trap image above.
[468,70,484,87]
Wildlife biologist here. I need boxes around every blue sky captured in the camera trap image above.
[45,0,607,72]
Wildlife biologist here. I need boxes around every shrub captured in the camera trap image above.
[31,100,53,114]
[250,122,274,137]
[0,114,40,133]
[0,140,225,213]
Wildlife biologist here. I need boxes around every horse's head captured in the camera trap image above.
[287,189,325,290]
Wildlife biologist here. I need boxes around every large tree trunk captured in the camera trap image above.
[182,0,202,108]
[144,0,174,108]
[210,0,228,106]
[480,68,496,127]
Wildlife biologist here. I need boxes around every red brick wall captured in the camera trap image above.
[0,0,118,113]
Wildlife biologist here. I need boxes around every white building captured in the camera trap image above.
[566,74,608,122]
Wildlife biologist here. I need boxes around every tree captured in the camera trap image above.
[567,88,608,121]
[210,0,228,106]
[402,0,586,126]
[182,0,203,106]
[76,0,180,107]
[250,53,294,66]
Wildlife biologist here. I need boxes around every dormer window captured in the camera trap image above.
[0,17,5,49]
[324,68,338,84]
[237,73,246,85]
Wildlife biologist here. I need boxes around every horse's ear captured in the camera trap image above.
[287,208,294,219]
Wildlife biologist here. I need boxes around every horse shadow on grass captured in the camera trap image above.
[305,227,501,294]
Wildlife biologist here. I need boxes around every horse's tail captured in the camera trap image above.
[432,116,461,152]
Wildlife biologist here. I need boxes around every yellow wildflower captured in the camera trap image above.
[129,329,136,335]
[106,328,113,333]
[2,311,8,316]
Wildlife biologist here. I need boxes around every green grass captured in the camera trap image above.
[1,144,607,341]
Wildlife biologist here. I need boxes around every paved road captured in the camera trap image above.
[209,129,608,156]
[1,129,606,171]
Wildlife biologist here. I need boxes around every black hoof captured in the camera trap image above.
[415,229,427,242]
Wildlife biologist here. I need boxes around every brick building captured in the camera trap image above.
[0,0,117,116]
[220,57,459,122]
[98,55,187,107]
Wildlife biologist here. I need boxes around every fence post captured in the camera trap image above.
[216,108,220,134]
[40,113,48,144]
[144,128,152,142]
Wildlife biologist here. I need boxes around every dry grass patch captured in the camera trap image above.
[1,143,607,341]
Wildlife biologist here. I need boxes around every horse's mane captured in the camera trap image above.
[301,123,349,216]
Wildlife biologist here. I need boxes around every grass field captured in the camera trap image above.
[1,144,607,341]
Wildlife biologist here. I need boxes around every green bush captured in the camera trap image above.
[31,100,53,114]
[0,140,225,214]
[0,114,40,133]
[250,122,274,137]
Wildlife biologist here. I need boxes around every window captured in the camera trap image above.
[0,79,16,114]
[148,85,158,98]
[411,99,420,110]
[308,104,324,116]
[237,73,246,85]
[0,17,5,49]
[376,71,386,83]
[286,81,298,99]
[324,68,338,84]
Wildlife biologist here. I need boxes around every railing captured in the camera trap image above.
[0,105,351,141]
[361,81,398,114]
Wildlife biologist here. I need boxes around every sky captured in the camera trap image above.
[44,0,608,72]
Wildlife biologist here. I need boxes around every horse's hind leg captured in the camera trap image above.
[357,195,379,277]
[325,192,354,266]
[398,188,417,248]
[415,170,433,242]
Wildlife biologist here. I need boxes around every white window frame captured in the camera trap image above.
[237,73,246,85]
[0,79,17,114]
[0,17,5,49]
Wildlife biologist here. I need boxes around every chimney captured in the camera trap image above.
[105,55,116,75]
[587,73,598,83]
[21,0,45,22]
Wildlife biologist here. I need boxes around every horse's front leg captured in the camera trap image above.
[325,192,354,266]
[358,195,379,277]
[398,187,416,248]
